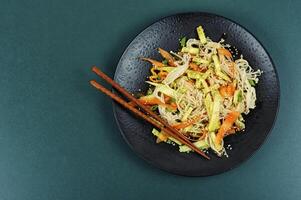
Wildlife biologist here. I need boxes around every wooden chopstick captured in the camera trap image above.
[90,80,210,159]
[90,68,210,160]
[91,67,201,147]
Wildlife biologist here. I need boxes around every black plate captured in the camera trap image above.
[112,13,280,176]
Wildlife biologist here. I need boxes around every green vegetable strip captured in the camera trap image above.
[182,107,193,121]
[248,79,256,86]
[201,79,209,93]
[192,57,210,65]
[181,47,199,54]
[205,94,213,119]
[187,70,203,79]
[197,26,207,44]
[212,55,231,81]
[208,91,221,132]
[233,90,243,105]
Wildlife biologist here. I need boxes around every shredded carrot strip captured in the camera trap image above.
[156,132,168,143]
[164,95,171,103]
[216,111,240,144]
[189,62,198,70]
[158,48,176,66]
[158,71,168,79]
[139,96,177,111]
[172,115,203,130]
[219,83,236,97]
[199,131,208,140]
[218,48,233,60]
[142,58,165,67]
[170,102,177,110]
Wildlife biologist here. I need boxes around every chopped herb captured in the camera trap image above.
[151,105,158,111]
[248,79,256,86]
[237,91,243,102]
[233,90,243,105]
[146,87,154,95]
[162,59,168,65]
[179,36,187,48]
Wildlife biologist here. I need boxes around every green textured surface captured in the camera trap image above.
[0,0,300,199]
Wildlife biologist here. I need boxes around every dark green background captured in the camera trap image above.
[0,0,300,199]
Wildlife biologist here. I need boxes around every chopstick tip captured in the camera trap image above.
[89,80,97,86]
[91,66,97,72]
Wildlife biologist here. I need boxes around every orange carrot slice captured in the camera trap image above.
[218,48,233,60]
[216,111,240,144]
[139,96,177,111]
[142,58,165,67]
[158,48,176,66]
[219,83,236,97]
[172,115,203,130]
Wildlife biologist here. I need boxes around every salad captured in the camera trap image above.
[139,25,262,156]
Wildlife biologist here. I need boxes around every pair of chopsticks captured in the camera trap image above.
[90,66,210,160]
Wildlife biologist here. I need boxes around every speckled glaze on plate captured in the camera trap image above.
[112,13,280,176]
